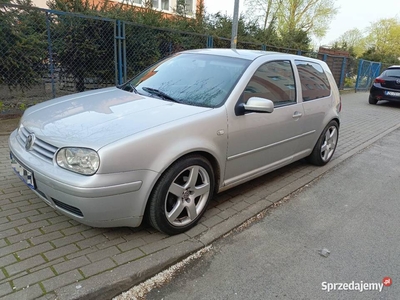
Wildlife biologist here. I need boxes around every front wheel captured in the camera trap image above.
[307,120,339,166]
[147,155,215,235]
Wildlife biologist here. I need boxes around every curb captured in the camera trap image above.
[52,122,400,299]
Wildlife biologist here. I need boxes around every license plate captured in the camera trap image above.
[10,153,36,190]
[385,91,400,97]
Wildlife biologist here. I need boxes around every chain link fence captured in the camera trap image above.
[212,36,231,49]
[0,4,117,112]
[124,22,208,79]
[1,4,48,111]
[0,3,384,114]
[50,13,116,94]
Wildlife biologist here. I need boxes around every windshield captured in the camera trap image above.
[127,53,251,108]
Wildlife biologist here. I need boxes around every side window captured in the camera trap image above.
[244,60,296,107]
[295,60,331,101]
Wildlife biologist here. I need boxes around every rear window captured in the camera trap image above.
[295,60,331,101]
[385,69,400,78]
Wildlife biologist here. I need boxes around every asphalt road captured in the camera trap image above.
[139,127,400,300]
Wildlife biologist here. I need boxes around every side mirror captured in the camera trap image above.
[243,97,274,113]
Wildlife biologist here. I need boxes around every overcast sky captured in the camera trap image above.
[204,0,400,45]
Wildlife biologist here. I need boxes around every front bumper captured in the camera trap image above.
[9,130,159,228]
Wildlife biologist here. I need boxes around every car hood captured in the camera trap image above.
[21,87,212,149]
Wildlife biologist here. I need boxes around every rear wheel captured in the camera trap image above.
[147,155,214,235]
[307,120,339,166]
[369,95,378,104]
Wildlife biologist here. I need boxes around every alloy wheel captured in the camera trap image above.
[320,125,338,162]
[165,165,210,227]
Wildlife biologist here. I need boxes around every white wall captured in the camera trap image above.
[31,0,197,14]
[33,0,48,8]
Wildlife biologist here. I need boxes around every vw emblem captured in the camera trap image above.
[25,134,35,151]
[396,79,400,85]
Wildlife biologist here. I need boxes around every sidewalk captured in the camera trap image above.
[1,92,400,300]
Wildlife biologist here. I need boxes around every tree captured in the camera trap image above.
[244,0,335,48]
[47,0,118,91]
[362,18,400,63]
[280,28,311,50]
[245,0,282,31]
[0,0,48,90]
[205,12,274,47]
[243,0,281,46]
[332,28,366,57]
[275,0,338,39]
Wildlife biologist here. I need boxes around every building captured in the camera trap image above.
[128,0,198,16]
[32,0,203,18]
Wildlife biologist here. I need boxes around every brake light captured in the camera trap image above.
[375,77,385,84]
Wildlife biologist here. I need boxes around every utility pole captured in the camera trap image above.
[231,0,239,49]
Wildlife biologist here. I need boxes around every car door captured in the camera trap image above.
[224,59,305,187]
[294,60,334,154]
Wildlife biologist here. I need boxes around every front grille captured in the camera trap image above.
[52,198,84,217]
[17,126,58,162]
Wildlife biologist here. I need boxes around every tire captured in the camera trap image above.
[147,155,215,235]
[369,95,378,104]
[307,120,339,166]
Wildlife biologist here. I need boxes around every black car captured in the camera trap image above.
[369,65,400,104]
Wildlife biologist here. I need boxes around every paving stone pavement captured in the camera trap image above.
[1,92,400,300]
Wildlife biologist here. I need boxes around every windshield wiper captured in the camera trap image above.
[142,87,181,103]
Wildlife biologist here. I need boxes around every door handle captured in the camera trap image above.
[293,111,302,118]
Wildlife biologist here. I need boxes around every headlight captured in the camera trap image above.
[56,148,100,175]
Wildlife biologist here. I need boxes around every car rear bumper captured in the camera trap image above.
[9,130,159,228]
[370,85,400,102]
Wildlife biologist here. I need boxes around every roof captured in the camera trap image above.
[181,49,330,68]
[183,48,280,61]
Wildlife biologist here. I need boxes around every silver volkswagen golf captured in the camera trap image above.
[9,49,341,235]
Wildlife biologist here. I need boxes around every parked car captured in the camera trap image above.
[369,65,400,104]
[9,49,341,235]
